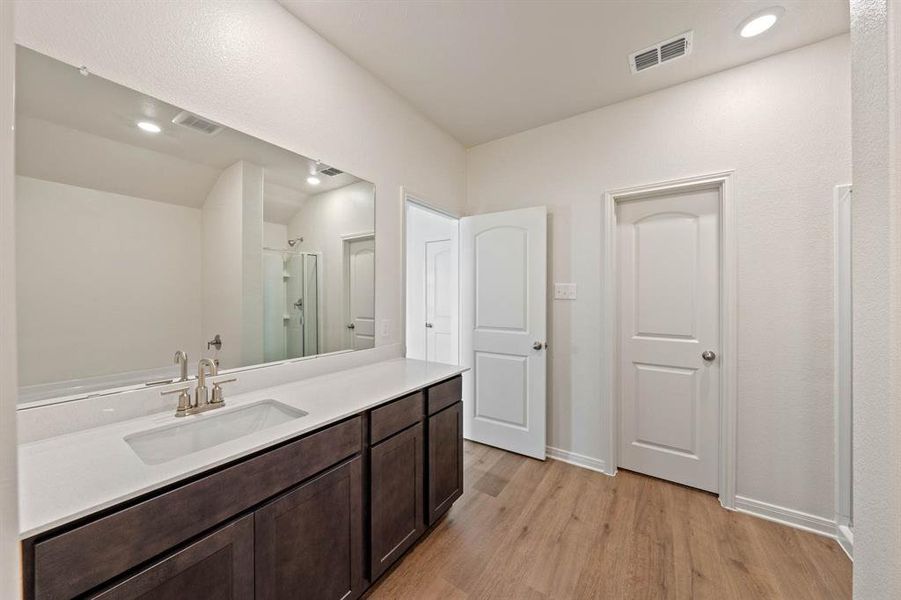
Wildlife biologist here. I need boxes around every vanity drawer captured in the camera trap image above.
[370,392,424,444]
[426,376,462,416]
[88,514,254,600]
[31,416,362,600]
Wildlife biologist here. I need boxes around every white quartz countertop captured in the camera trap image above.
[18,358,466,538]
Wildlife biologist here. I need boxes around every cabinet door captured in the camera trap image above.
[255,457,363,600]
[89,515,253,600]
[428,401,463,525]
[370,422,424,580]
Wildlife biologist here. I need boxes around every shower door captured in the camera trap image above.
[262,250,320,361]
[285,254,305,359]
[263,251,288,362]
[302,254,319,356]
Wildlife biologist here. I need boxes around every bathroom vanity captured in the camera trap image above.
[13,44,467,600]
[18,361,465,600]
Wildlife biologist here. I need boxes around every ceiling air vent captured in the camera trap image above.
[632,48,659,72]
[320,166,343,177]
[629,31,693,74]
[171,111,224,135]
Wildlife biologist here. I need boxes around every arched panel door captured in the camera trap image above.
[617,188,720,492]
[345,237,375,350]
[461,206,547,459]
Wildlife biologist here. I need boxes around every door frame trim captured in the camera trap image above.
[602,171,737,509]
[833,183,853,539]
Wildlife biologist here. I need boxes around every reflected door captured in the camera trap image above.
[461,206,547,459]
[346,237,375,349]
[617,187,720,492]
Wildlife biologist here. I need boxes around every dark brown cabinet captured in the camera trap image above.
[30,417,362,600]
[255,457,364,600]
[23,376,464,600]
[369,422,424,579]
[427,401,464,525]
[89,515,254,600]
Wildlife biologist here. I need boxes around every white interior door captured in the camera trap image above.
[425,239,456,363]
[461,206,547,459]
[346,237,375,349]
[617,187,720,492]
[405,202,459,364]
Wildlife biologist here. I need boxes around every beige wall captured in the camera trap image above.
[466,35,851,521]
[16,176,203,386]
[850,0,901,595]
[201,161,263,370]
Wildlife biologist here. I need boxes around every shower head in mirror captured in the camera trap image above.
[287,237,304,247]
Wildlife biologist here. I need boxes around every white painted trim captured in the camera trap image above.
[602,171,738,508]
[402,188,463,220]
[340,230,376,241]
[546,446,611,475]
[837,524,854,560]
[833,183,853,531]
[734,495,838,539]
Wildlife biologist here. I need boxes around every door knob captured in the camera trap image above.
[533,341,547,350]
[702,350,716,362]
[347,323,355,329]
[425,322,433,328]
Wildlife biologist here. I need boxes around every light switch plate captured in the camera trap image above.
[554,283,577,300]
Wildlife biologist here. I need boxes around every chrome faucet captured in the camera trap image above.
[195,358,217,407]
[160,358,237,417]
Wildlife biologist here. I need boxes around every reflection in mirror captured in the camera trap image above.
[15,46,375,404]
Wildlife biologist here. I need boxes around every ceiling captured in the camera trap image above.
[15,47,361,216]
[280,0,850,147]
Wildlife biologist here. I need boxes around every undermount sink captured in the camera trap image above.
[125,400,308,465]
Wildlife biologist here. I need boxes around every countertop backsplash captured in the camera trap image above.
[16,343,404,444]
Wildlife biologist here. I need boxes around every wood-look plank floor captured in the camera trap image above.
[367,441,850,600]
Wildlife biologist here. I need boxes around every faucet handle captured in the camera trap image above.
[210,378,237,404]
[160,386,191,396]
[161,386,193,416]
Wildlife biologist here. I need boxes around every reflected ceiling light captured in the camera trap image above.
[739,7,784,38]
[137,120,161,133]
[306,176,321,185]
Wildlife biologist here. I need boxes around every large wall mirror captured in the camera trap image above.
[15,47,376,404]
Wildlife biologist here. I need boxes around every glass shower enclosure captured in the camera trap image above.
[263,248,319,362]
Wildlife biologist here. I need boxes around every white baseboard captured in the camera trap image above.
[734,495,837,539]
[546,446,612,476]
[836,524,853,560]
[542,455,845,547]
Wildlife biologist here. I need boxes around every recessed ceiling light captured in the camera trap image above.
[739,7,784,38]
[306,176,321,186]
[137,120,161,133]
